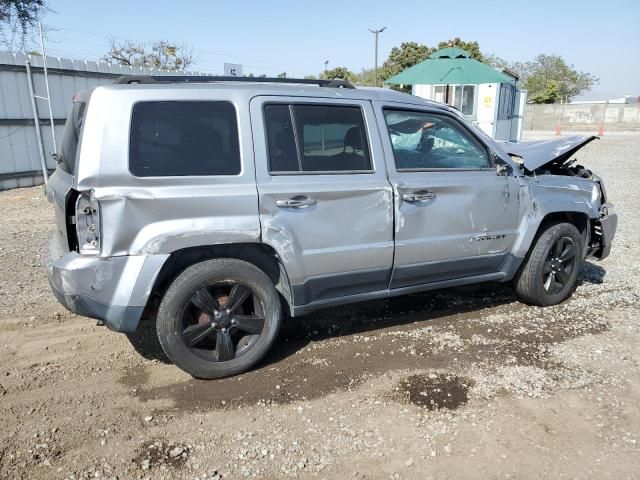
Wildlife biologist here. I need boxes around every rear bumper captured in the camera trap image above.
[592,202,618,260]
[44,233,168,332]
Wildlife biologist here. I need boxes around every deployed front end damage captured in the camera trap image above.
[499,135,617,260]
[590,201,617,260]
[500,135,598,174]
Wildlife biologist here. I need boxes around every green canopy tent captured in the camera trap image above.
[386,47,515,104]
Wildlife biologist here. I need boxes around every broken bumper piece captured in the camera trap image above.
[43,233,168,332]
[592,202,618,260]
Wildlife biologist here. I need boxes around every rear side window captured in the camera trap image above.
[58,101,86,174]
[265,104,372,174]
[264,104,299,172]
[129,101,241,177]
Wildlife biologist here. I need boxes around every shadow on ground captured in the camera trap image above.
[126,279,518,366]
[120,263,609,412]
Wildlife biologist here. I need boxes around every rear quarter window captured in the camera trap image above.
[58,101,86,174]
[129,101,241,177]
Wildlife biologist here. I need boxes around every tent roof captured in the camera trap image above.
[386,48,514,86]
[429,47,470,59]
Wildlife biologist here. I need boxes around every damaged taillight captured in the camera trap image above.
[75,191,101,255]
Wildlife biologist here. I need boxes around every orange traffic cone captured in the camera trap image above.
[598,125,604,136]
[555,125,561,136]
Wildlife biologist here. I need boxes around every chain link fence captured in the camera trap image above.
[523,102,640,132]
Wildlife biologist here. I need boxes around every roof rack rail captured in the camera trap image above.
[114,75,356,89]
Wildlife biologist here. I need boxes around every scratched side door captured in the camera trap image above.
[250,96,394,307]
[374,103,520,289]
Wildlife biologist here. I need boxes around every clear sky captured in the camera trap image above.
[43,0,640,99]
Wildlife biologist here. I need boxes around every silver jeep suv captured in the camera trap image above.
[44,76,617,379]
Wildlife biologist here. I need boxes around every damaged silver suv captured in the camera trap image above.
[45,76,617,379]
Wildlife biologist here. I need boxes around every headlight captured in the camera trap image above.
[591,184,600,204]
[75,191,100,255]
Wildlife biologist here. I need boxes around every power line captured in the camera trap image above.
[0,125,27,141]
[45,24,319,73]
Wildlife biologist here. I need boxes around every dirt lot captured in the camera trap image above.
[1,135,639,480]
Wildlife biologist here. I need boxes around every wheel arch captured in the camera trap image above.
[514,209,592,264]
[141,243,294,325]
[536,211,590,241]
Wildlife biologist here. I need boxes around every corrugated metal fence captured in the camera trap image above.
[0,52,209,190]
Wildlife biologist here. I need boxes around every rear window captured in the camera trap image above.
[58,101,86,174]
[129,101,241,177]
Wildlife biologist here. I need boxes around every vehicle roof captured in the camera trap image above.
[93,81,449,108]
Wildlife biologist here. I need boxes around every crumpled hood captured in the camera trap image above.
[498,135,598,172]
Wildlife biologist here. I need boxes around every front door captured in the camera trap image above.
[250,97,394,306]
[374,103,520,289]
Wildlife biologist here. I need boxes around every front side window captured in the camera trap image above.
[383,109,491,170]
[130,101,241,177]
[265,104,372,173]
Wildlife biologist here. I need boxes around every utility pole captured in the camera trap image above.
[368,27,386,87]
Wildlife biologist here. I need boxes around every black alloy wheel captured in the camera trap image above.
[181,282,265,362]
[514,222,583,307]
[156,258,281,379]
[542,236,577,294]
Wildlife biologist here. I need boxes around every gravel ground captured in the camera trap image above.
[0,134,639,480]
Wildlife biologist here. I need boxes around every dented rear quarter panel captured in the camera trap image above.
[76,86,261,258]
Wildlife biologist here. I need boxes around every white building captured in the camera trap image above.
[386,47,527,141]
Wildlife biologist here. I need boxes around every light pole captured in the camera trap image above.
[368,27,386,87]
[324,60,329,76]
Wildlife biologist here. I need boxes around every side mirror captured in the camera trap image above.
[495,162,512,176]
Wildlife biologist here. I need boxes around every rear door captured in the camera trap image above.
[374,102,520,289]
[250,97,394,306]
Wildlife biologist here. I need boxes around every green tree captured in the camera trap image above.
[436,37,484,62]
[481,53,597,103]
[321,66,357,83]
[380,41,432,91]
[0,0,47,50]
[354,68,376,86]
[277,72,287,78]
[528,79,563,104]
[506,54,598,103]
[102,38,196,71]
[483,53,510,69]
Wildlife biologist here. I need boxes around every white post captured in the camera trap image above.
[25,60,49,185]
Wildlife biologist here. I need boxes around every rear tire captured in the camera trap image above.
[515,222,583,306]
[156,258,281,379]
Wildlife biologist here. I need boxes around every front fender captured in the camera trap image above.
[511,177,600,258]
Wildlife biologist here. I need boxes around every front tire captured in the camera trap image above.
[156,258,281,379]
[515,222,583,306]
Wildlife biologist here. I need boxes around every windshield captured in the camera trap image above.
[58,101,86,174]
